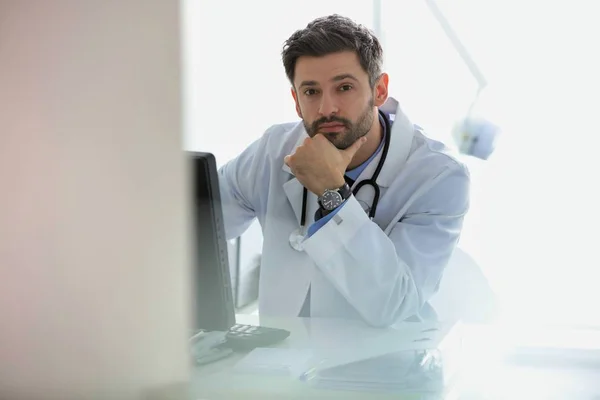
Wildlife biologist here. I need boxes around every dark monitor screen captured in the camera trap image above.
[189,151,236,332]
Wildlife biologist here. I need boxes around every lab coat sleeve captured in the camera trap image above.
[306,200,347,237]
[302,165,470,327]
[217,139,266,241]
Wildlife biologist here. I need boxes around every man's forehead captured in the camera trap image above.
[294,51,367,86]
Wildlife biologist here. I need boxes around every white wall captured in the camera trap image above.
[182,0,374,165]
[382,0,480,144]
[0,1,191,399]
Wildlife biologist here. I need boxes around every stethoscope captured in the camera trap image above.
[289,110,393,252]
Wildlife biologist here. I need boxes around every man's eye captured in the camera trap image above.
[304,88,318,96]
[339,84,353,92]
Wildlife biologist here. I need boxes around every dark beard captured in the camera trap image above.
[304,97,375,150]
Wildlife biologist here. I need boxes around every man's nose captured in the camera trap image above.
[318,93,339,117]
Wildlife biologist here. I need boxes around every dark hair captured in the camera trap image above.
[282,14,384,88]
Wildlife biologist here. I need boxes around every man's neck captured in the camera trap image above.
[347,112,383,170]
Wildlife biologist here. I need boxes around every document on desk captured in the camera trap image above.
[233,347,451,395]
[304,351,447,394]
[302,320,460,373]
[232,321,462,394]
[233,348,314,377]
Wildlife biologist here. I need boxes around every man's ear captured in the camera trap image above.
[291,87,302,118]
[373,73,389,107]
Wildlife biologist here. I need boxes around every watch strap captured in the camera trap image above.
[314,207,327,222]
[337,182,352,200]
[318,182,351,202]
[316,182,351,219]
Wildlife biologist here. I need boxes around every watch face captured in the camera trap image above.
[321,190,343,210]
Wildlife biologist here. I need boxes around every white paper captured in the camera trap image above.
[233,348,314,377]
[307,350,447,394]
[232,320,460,395]
[299,320,457,373]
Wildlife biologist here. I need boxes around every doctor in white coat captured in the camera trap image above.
[219,15,470,327]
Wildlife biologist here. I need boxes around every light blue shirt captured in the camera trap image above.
[307,113,388,237]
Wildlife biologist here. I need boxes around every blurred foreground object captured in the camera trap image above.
[0,1,192,399]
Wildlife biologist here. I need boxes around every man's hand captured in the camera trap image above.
[284,135,367,196]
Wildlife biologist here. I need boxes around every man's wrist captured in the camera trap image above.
[317,182,351,214]
[315,175,345,196]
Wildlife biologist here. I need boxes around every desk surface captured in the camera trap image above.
[192,315,600,400]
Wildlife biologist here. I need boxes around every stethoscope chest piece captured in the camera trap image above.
[289,228,306,252]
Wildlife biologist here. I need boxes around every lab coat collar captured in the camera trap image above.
[360,101,415,188]
[281,98,415,189]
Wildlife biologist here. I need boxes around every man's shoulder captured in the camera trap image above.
[262,120,305,141]
[258,120,307,157]
[411,129,470,179]
[403,129,471,214]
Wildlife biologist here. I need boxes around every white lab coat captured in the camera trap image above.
[218,106,470,327]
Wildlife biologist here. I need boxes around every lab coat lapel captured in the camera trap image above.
[354,103,415,189]
[282,166,320,230]
[282,175,304,228]
[282,130,314,229]
[351,103,416,214]
[375,104,415,186]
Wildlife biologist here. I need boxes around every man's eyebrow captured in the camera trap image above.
[298,74,359,88]
[298,80,318,88]
[332,73,359,82]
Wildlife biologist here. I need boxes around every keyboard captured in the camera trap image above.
[223,323,291,351]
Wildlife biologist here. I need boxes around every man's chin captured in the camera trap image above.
[331,137,355,150]
[306,128,353,149]
[320,132,346,148]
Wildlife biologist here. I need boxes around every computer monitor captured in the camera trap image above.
[189,151,236,332]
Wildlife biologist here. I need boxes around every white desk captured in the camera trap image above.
[191,314,460,399]
[191,315,600,399]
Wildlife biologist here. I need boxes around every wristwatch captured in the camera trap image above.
[318,182,352,212]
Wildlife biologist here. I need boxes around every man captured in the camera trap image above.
[219,14,470,327]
